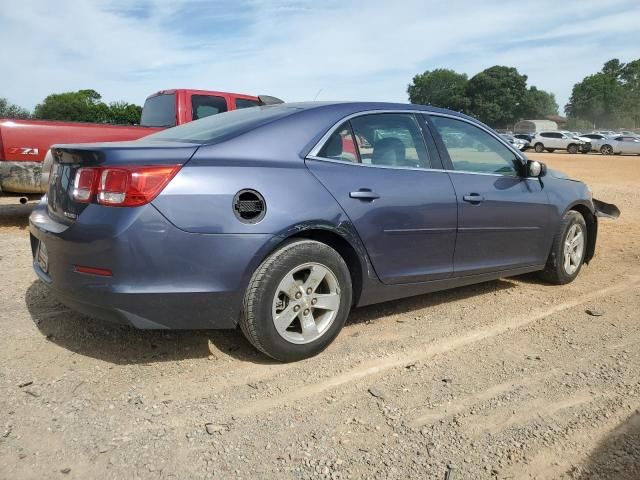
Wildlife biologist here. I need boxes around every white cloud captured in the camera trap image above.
[1,0,639,114]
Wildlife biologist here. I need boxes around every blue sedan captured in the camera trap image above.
[29,102,618,361]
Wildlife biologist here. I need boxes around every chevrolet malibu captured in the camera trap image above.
[29,102,618,361]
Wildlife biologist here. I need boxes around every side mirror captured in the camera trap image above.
[527,160,546,177]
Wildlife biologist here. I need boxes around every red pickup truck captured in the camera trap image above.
[0,89,279,194]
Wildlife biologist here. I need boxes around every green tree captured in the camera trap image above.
[0,98,31,119]
[407,69,470,112]
[520,86,559,119]
[108,101,142,125]
[34,89,106,122]
[565,59,631,128]
[620,59,640,128]
[465,66,528,128]
[33,89,142,124]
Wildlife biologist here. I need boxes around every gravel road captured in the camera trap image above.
[1,152,639,480]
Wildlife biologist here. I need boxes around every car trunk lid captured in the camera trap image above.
[47,140,199,225]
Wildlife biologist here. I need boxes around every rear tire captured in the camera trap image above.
[538,211,587,285]
[240,239,352,362]
[567,144,578,154]
[600,144,614,155]
[534,143,545,153]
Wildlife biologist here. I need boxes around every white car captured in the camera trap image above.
[581,133,611,152]
[598,135,640,155]
[531,131,590,154]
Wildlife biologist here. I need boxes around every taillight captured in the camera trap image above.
[73,168,99,202]
[72,165,180,207]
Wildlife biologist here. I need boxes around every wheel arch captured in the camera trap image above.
[246,224,369,307]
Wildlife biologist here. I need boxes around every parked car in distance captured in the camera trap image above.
[514,133,535,144]
[598,135,640,155]
[500,133,529,150]
[29,102,618,361]
[530,131,591,154]
[0,89,281,194]
[593,130,617,137]
[581,133,612,153]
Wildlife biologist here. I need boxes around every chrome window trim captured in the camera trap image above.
[306,155,448,174]
[306,109,526,176]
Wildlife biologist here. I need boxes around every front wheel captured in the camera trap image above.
[567,144,579,154]
[538,211,587,285]
[240,239,352,362]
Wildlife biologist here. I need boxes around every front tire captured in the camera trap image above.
[534,143,545,153]
[567,144,578,154]
[538,211,587,285]
[240,239,352,362]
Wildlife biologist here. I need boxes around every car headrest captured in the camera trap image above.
[372,137,406,166]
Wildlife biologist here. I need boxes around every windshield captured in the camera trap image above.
[144,105,301,144]
[141,94,177,127]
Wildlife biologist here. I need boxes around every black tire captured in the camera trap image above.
[538,211,587,285]
[600,145,614,155]
[534,143,545,153]
[546,148,556,153]
[240,239,352,362]
[567,144,578,154]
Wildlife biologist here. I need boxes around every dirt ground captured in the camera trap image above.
[1,151,639,480]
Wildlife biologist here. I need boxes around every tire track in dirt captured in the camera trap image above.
[232,277,640,417]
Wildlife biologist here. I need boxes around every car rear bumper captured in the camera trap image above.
[29,200,277,329]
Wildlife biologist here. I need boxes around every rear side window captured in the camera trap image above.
[235,98,260,109]
[350,114,430,169]
[430,115,518,176]
[140,94,176,127]
[192,95,227,120]
[145,105,301,144]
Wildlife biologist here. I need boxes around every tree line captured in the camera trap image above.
[0,89,142,125]
[407,66,558,129]
[408,58,640,130]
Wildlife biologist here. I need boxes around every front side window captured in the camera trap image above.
[430,115,519,176]
[192,95,228,120]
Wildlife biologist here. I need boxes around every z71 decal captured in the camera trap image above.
[9,147,40,156]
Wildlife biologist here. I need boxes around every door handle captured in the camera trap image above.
[463,194,484,204]
[350,189,380,201]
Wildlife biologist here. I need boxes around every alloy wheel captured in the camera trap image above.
[271,262,341,344]
[563,224,584,275]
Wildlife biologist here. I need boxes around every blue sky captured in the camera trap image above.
[2,0,640,114]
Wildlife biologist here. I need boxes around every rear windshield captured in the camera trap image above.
[140,94,177,127]
[144,105,300,144]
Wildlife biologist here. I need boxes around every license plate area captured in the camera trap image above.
[37,241,49,273]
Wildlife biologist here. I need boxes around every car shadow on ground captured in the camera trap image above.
[0,201,36,229]
[26,278,517,365]
[572,411,640,479]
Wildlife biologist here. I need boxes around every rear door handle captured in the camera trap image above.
[463,194,484,204]
[350,189,380,201]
